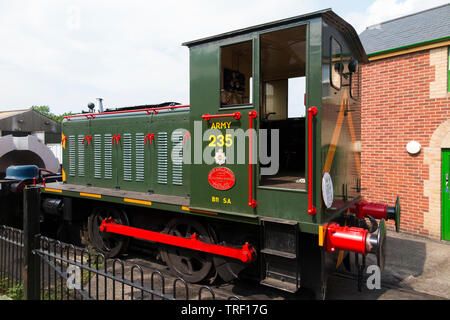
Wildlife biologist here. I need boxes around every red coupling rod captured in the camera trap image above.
[307,107,317,215]
[99,218,256,263]
[202,112,241,121]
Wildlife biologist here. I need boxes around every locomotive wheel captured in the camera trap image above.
[160,218,214,283]
[211,226,252,282]
[88,207,130,258]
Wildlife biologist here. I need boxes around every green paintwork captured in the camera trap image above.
[62,109,190,197]
[50,9,366,235]
[39,186,259,225]
[320,20,363,223]
[442,149,450,241]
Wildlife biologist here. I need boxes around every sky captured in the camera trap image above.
[0,0,448,115]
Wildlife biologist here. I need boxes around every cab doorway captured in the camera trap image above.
[259,25,307,191]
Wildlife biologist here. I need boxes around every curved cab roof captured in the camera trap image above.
[183,8,368,63]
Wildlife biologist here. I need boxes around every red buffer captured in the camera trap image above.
[324,223,368,254]
[352,196,401,232]
[323,220,387,271]
[99,218,256,263]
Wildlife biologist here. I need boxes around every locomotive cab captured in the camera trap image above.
[184,9,399,296]
[183,9,371,228]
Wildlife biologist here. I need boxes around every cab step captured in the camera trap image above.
[259,217,300,293]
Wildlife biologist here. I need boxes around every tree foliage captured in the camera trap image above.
[31,106,74,123]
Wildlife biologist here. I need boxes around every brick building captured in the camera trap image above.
[359,4,450,240]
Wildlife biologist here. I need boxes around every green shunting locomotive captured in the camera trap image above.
[40,8,400,298]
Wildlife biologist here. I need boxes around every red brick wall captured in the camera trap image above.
[361,49,450,237]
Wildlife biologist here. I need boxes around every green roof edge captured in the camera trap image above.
[367,35,450,57]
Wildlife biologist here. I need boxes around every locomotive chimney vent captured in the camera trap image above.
[97,98,104,113]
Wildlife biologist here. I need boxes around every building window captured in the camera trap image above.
[220,41,253,107]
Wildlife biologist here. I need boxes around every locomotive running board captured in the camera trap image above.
[99,218,256,263]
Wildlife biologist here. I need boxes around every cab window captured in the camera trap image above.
[220,41,253,107]
[330,37,342,90]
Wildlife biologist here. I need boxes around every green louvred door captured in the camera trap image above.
[443,149,450,241]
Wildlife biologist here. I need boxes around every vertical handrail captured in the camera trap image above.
[308,107,318,215]
[248,111,258,208]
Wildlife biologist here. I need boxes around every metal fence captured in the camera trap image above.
[0,226,24,298]
[0,187,240,300]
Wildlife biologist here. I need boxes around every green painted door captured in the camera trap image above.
[443,149,450,241]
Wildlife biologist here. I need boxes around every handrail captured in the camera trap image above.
[308,106,318,215]
[144,133,155,145]
[82,135,92,145]
[63,105,190,120]
[248,111,258,208]
[111,134,121,145]
[202,112,241,121]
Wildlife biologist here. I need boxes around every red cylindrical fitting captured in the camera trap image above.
[325,223,368,255]
[240,243,256,263]
[356,201,388,220]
